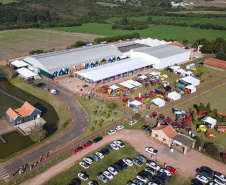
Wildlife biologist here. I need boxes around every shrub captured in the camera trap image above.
[99,119,104,124]
[204,142,219,157]
[97,123,102,127]
[195,137,202,148]
[93,110,98,114]
[89,127,95,131]
[132,113,141,120]
[107,103,118,110]
[105,114,110,119]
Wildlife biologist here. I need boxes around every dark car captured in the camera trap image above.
[88,181,98,185]
[82,141,92,149]
[136,155,147,163]
[93,137,102,143]
[127,180,133,185]
[197,166,214,180]
[82,85,88,88]
[146,127,154,133]
[152,175,165,185]
[118,159,128,169]
[38,83,45,87]
[157,172,172,182]
[191,179,203,185]
[140,170,152,179]
[145,167,155,175]
[146,104,150,109]
[141,125,149,130]
[137,74,142,77]
[105,145,113,152]
[90,154,100,162]
[70,178,81,185]
[101,148,110,155]
[97,173,108,183]
[113,163,123,173]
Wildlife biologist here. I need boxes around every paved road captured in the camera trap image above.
[1,78,89,173]
[22,129,226,185]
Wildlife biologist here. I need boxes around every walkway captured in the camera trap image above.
[21,130,226,185]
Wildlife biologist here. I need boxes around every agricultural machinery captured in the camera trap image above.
[206,129,217,139]
[217,126,226,134]
[150,112,158,118]
[177,83,185,89]
[197,125,207,133]
[153,88,166,95]
[123,97,129,102]
[158,114,165,120]
[164,85,171,92]
[150,91,156,98]
[164,96,170,102]
[164,117,173,124]
[172,122,180,126]
[141,93,149,99]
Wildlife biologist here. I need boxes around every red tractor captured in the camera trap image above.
[178,125,184,129]
[164,117,173,124]
[150,112,158,118]
[158,114,165,120]
[186,128,192,132]
[182,119,191,126]
[137,78,143,83]
[164,96,170,102]
[172,122,180,126]
[150,91,156,98]
[141,94,149,98]
[123,97,129,102]
[150,78,156,86]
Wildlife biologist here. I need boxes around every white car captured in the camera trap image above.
[209,182,219,185]
[137,174,148,183]
[215,172,226,182]
[148,182,158,185]
[79,161,89,169]
[116,125,124,130]
[160,168,171,176]
[123,158,133,166]
[129,120,137,126]
[103,170,113,180]
[145,147,158,155]
[96,152,104,159]
[110,143,119,151]
[108,129,116,135]
[108,166,118,176]
[214,178,225,185]
[78,172,89,181]
[114,140,125,148]
[83,157,93,165]
[147,161,160,171]
[196,174,208,184]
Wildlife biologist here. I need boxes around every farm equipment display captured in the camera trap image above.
[141,94,149,99]
[206,129,217,139]
[150,91,156,98]
[164,85,171,92]
[157,94,164,99]
[182,119,191,126]
[153,88,166,95]
[158,114,165,120]
[164,96,170,102]
[123,97,129,102]
[177,83,185,89]
[217,126,226,134]
[164,117,173,124]
[150,78,157,86]
[172,122,180,126]
[150,112,158,118]
[197,125,207,132]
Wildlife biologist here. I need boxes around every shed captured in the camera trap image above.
[185,85,196,93]
[109,85,120,90]
[152,98,165,107]
[180,76,200,86]
[130,100,143,109]
[11,60,29,69]
[201,117,217,129]
[16,68,39,80]
[168,92,181,101]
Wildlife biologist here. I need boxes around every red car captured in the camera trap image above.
[166,166,177,175]
[82,141,92,149]
[72,147,83,155]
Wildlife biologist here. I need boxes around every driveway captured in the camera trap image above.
[21,129,226,185]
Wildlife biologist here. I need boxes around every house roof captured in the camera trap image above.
[167,41,183,47]
[153,125,178,138]
[172,134,195,147]
[6,108,19,120]
[204,58,226,70]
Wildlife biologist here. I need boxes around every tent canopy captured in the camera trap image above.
[109,85,120,90]
[139,75,148,79]
[185,85,196,93]
[16,68,38,79]
[120,79,141,88]
[152,98,165,107]
[175,68,186,75]
[169,66,180,72]
[11,60,29,68]
[149,71,160,76]
[168,92,181,100]
[130,100,143,106]
[185,71,194,75]
[180,76,200,86]
[201,117,217,129]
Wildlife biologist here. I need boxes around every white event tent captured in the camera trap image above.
[152,98,165,107]
[139,75,148,80]
[185,85,196,93]
[180,76,200,86]
[168,92,181,101]
[120,79,142,88]
[109,85,120,90]
[201,117,217,129]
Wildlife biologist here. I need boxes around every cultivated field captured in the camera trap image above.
[169,11,226,14]
[48,23,226,44]
[0,29,104,61]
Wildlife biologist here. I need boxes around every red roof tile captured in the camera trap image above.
[6,108,19,120]
[153,125,178,138]
[204,58,226,70]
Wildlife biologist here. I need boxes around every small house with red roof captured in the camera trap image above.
[6,102,41,125]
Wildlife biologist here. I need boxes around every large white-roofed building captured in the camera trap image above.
[130,45,190,69]
[23,44,122,79]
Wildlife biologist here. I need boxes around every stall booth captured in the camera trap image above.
[175,68,186,76]
[152,98,165,107]
[129,100,143,109]
[201,117,217,129]
[185,85,196,93]
[185,71,194,77]
[180,76,200,86]
[139,75,148,81]
[168,92,181,101]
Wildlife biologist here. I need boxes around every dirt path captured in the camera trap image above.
[21,129,226,185]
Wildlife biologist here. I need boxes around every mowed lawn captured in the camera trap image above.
[44,141,191,185]
[48,23,226,44]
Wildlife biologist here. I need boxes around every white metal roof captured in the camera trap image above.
[76,57,154,82]
[130,100,143,106]
[120,79,142,88]
[11,60,29,68]
[135,38,171,47]
[109,85,120,90]
[180,76,200,86]
[149,71,160,76]
[139,75,148,79]
[168,92,181,100]
[16,68,38,78]
[152,98,165,107]
[23,44,122,74]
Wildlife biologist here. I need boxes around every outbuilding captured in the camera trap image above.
[11,60,29,69]
[168,92,181,101]
[180,76,200,86]
[152,98,165,107]
[15,67,39,80]
[201,117,217,129]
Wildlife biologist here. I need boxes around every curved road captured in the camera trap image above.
[22,130,226,185]
[0,78,89,174]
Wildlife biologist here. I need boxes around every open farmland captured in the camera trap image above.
[0,29,104,61]
[168,11,226,14]
[0,0,19,4]
[48,24,226,44]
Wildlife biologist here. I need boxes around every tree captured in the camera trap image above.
[29,126,47,143]
[105,114,110,119]
[198,103,206,111]
[216,52,226,61]
[205,103,211,113]
[107,103,118,110]
[120,17,128,25]
[73,40,85,48]
[147,16,152,23]
[195,137,202,149]
[204,142,219,157]
[2,64,14,80]
[195,71,205,80]
[182,39,188,46]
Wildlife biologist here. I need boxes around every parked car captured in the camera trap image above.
[209,182,218,185]
[152,175,165,185]
[88,181,98,185]
[95,152,104,159]
[78,172,89,181]
[141,125,149,130]
[116,125,124,130]
[196,174,208,184]
[145,167,155,175]
[132,159,143,167]
[137,173,148,183]
[146,127,154,133]
[214,172,226,182]
[82,141,92,149]
[114,140,125,148]
[191,179,203,185]
[197,167,214,180]
[166,166,177,175]
[118,159,128,169]
[147,161,160,171]
[90,154,100,162]
[214,177,225,185]
[97,173,108,183]
[145,147,158,155]
[72,147,83,155]
[136,155,147,163]
[157,172,172,182]
[140,170,152,179]
[100,148,110,155]
[113,163,123,173]
[105,145,113,152]
[83,157,93,165]
[103,170,113,180]
[160,169,171,176]
[108,166,118,176]
[93,137,102,143]
[123,158,133,166]
[129,120,137,126]
[108,129,116,135]
[79,161,89,169]
[82,85,88,88]
[110,143,119,151]
[70,178,81,185]
[148,182,158,185]
[132,178,144,185]
[50,89,58,95]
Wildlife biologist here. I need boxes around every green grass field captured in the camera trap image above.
[169,11,226,14]
[96,1,118,7]
[0,0,19,4]
[44,141,191,185]
[47,23,226,44]
[106,16,173,23]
